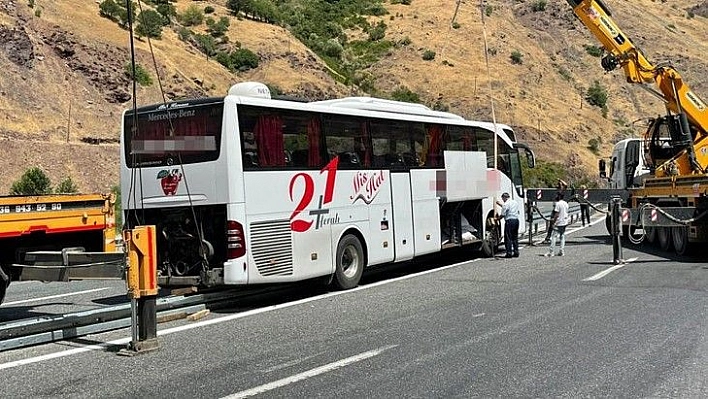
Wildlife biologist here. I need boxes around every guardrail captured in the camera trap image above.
[522,202,601,240]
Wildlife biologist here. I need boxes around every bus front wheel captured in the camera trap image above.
[333,234,365,290]
[480,214,500,258]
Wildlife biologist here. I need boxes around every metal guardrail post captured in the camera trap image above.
[527,200,535,246]
[120,225,159,355]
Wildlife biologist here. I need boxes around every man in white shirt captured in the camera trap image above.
[545,192,569,257]
[497,192,520,258]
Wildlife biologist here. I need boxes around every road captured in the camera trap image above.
[0,217,706,398]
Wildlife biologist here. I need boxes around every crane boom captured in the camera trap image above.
[566,0,708,176]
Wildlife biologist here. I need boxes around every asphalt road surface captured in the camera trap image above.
[0,218,706,398]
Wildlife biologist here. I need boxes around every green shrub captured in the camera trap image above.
[156,3,176,23]
[206,16,230,37]
[521,160,566,188]
[180,4,204,26]
[136,9,165,39]
[532,0,547,12]
[557,66,572,81]
[485,4,493,17]
[28,0,35,8]
[111,184,122,231]
[204,6,215,14]
[118,2,137,29]
[422,49,436,61]
[398,36,412,46]
[587,138,600,155]
[452,22,460,29]
[55,177,79,194]
[217,48,259,71]
[10,167,52,195]
[391,86,420,103]
[322,39,344,58]
[510,50,523,65]
[194,34,217,58]
[177,27,192,41]
[584,44,603,57]
[99,0,121,20]
[586,80,608,108]
[368,21,387,41]
[124,63,153,86]
[34,9,41,18]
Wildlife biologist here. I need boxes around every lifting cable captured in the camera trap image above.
[126,0,209,272]
[479,0,499,172]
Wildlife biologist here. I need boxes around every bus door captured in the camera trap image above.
[390,172,415,262]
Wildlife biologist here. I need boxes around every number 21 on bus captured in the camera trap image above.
[289,157,339,232]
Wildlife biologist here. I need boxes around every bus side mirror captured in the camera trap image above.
[525,150,535,168]
[599,159,607,178]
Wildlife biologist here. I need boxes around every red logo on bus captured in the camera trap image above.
[351,170,385,204]
[157,169,182,195]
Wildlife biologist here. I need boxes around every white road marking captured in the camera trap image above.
[583,257,638,281]
[1,288,111,307]
[0,259,480,370]
[222,345,397,399]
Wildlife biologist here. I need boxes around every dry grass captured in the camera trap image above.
[0,0,706,192]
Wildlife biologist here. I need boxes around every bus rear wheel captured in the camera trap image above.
[333,234,365,290]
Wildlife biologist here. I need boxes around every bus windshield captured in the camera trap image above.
[124,99,224,168]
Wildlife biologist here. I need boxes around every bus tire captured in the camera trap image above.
[333,234,365,290]
[657,227,672,252]
[671,226,689,256]
[480,214,500,258]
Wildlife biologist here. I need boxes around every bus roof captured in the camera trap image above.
[228,92,515,148]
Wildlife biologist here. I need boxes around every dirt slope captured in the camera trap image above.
[0,0,706,192]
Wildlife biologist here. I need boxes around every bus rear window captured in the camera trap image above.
[124,101,223,167]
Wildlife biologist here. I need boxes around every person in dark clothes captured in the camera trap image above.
[497,192,520,258]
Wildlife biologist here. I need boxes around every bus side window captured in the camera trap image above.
[323,115,370,169]
[424,124,445,167]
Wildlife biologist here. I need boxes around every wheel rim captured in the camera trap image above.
[486,217,500,249]
[340,244,360,279]
[671,226,688,255]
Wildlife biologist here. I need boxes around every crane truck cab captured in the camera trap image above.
[604,138,649,189]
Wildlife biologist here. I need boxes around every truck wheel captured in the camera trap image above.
[604,215,612,235]
[671,226,689,255]
[333,234,365,290]
[657,227,672,252]
[644,227,656,244]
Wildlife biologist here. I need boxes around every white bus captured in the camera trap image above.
[120,82,535,290]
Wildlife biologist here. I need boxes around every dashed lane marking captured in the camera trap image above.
[583,257,638,281]
[222,345,397,399]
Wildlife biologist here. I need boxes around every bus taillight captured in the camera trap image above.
[226,220,246,259]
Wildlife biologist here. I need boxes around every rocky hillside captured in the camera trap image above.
[1,0,707,193]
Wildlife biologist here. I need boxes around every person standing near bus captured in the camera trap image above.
[545,192,569,257]
[579,184,591,226]
[497,192,520,258]
[542,178,568,243]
